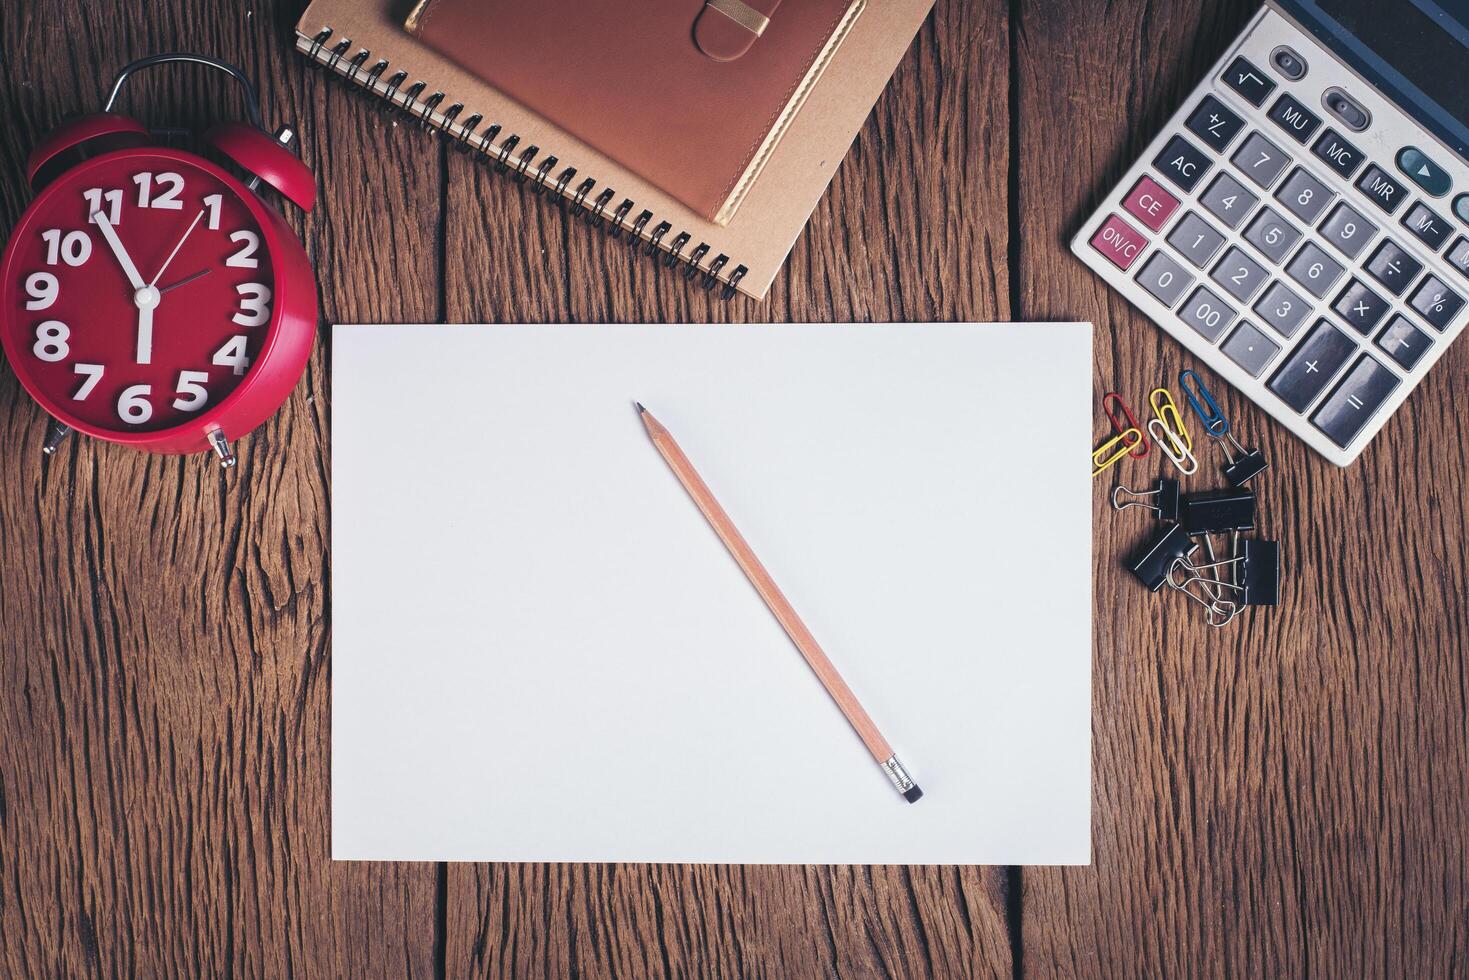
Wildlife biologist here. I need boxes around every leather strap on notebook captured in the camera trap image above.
[695,0,784,61]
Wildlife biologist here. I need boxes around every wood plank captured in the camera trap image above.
[438,2,1016,976]
[0,0,439,974]
[1016,1,1469,976]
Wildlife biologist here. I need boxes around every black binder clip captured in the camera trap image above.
[1180,487,1256,535]
[1169,538,1279,608]
[1127,523,1194,592]
[1220,433,1268,486]
[1111,479,1180,521]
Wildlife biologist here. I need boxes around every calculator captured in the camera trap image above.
[1072,0,1469,466]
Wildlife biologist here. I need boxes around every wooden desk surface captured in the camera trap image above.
[2,0,1465,975]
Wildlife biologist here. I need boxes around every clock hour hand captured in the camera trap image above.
[93,210,147,292]
[135,289,158,364]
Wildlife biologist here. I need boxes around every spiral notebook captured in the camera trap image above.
[293,0,935,300]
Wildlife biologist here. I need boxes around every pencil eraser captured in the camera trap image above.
[903,785,924,803]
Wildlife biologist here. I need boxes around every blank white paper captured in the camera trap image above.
[332,322,1092,864]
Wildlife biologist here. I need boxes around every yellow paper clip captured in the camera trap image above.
[1092,427,1142,478]
[1148,387,1192,453]
[1148,387,1197,475]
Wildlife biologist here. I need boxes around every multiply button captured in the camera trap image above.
[1089,214,1148,270]
[1121,175,1180,231]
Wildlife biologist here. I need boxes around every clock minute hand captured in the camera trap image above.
[148,209,205,289]
[93,210,146,292]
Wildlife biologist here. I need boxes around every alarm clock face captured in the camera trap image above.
[2,151,277,437]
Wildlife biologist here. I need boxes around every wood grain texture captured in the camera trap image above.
[4,0,1465,975]
[1016,1,1469,977]
[0,0,438,975]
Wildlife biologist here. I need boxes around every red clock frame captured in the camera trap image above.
[1,146,316,457]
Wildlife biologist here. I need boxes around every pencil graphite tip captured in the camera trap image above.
[634,401,646,413]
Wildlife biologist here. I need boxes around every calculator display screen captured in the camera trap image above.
[1277,0,1469,162]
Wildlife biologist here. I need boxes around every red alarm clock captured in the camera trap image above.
[0,54,317,467]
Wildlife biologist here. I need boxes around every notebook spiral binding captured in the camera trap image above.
[303,28,748,298]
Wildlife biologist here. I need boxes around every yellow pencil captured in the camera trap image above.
[636,402,922,803]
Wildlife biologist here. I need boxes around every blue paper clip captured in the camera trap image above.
[1179,370,1229,437]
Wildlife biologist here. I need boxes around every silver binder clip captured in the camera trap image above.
[1111,478,1181,520]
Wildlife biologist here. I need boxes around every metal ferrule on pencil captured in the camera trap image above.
[880,755,923,803]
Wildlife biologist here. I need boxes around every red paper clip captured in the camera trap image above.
[1102,392,1149,458]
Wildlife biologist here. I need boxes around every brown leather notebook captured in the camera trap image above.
[294,0,935,299]
[403,0,865,226]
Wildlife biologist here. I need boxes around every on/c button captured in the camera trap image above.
[1396,146,1452,197]
[1090,214,1148,271]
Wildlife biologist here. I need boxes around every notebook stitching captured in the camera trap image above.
[714,2,852,217]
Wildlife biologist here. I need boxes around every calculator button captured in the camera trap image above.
[1284,241,1344,298]
[1310,355,1400,448]
[1267,93,1321,144]
[1222,56,1276,106]
[1166,212,1226,268]
[1220,321,1281,377]
[1376,315,1432,370]
[1331,279,1389,333]
[1121,175,1180,232]
[1275,167,1332,223]
[1135,250,1193,307]
[1178,285,1238,341]
[1455,194,1469,224]
[1318,202,1377,258]
[1448,237,1469,280]
[1153,135,1213,192]
[1199,172,1259,229]
[1210,247,1269,302]
[1364,239,1422,295]
[1311,128,1364,179]
[1242,206,1301,264]
[1267,320,1357,412]
[1408,275,1464,330]
[1232,132,1290,189]
[1400,202,1451,251]
[1356,164,1408,215]
[1089,214,1148,270]
[1185,95,1246,152]
[1396,146,1452,197]
[1254,280,1310,337]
